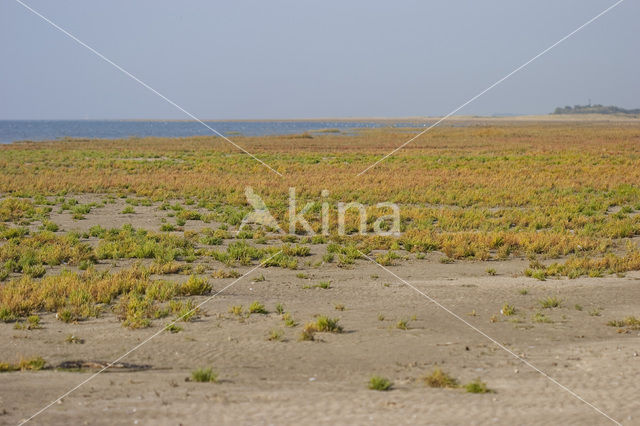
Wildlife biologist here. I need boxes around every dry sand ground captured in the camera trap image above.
[1,197,639,425]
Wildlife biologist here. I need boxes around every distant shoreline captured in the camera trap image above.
[2,114,639,123]
[2,115,638,144]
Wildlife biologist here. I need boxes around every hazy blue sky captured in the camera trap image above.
[1,0,637,119]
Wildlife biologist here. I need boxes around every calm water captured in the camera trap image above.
[0,120,427,143]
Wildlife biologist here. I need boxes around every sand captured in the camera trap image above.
[1,197,639,425]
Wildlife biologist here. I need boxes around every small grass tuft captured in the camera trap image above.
[282,312,297,327]
[211,269,242,279]
[179,275,212,296]
[423,368,459,388]
[368,375,393,391]
[396,319,409,330]
[299,323,316,341]
[191,367,218,383]
[228,305,243,316]
[248,301,268,314]
[314,280,331,289]
[314,315,343,333]
[0,357,46,372]
[525,268,546,281]
[267,329,284,341]
[65,334,84,344]
[165,323,183,333]
[539,296,562,309]
[501,303,516,316]
[20,357,46,371]
[465,379,492,393]
[607,316,640,330]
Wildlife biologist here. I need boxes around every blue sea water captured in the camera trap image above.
[0,120,427,144]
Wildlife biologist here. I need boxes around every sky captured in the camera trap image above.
[0,0,638,119]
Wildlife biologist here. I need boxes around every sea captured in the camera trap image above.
[0,120,428,144]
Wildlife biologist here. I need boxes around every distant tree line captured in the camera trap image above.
[553,104,640,115]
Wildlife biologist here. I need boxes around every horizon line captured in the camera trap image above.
[0,113,564,122]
